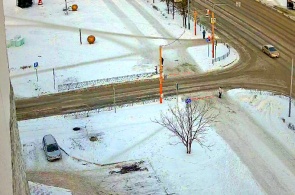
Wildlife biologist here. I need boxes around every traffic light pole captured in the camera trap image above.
[211,11,215,58]
[194,11,197,35]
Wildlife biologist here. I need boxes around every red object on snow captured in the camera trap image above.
[38,0,43,5]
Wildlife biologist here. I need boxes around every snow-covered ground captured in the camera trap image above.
[228,89,295,155]
[19,96,263,194]
[4,0,236,98]
[258,0,287,7]
[29,182,72,195]
[4,0,295,194]
[18,89,295,194]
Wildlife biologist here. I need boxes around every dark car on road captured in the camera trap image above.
[42,134,62,161]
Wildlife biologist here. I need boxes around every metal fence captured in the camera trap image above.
[63,96,177,119]
[58,72,157,92]
[212,43,230,63]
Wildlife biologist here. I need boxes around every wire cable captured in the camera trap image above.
[162,29,186,47]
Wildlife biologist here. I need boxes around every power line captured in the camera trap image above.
[162,29,186,47]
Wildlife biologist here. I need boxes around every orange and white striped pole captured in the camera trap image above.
[159,46,163,104]
[194,11,197,36]
[211,11,215,58]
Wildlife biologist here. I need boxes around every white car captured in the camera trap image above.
[262,45,280,58]
[42,134,62,161]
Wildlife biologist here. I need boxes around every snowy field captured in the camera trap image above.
[4,0,295,194]
[19,96,263,194]
[228,89,295,155]
[258,0,287,7]
[19,89,295,194]
[4,0,237,98]
[29,182,72,195]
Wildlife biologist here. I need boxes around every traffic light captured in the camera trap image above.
[206,9,210,17]
[155,66,158,74]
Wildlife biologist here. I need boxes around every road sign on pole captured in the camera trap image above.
[34,62,39,82]
[34,62,38,68]
[210,18,216,24]
[206,38,210,57]
[185,98,192,104]
[53,68,55,90]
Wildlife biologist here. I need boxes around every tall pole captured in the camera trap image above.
[215,42,217,60]
[79,29,82,44]
[211,11,215,58]
[211,3,227,58]
[159,46,163,104]
[187,0,190,29]
[53,68,55,90]
[208,41,209,57]
[35,68,38,82]
[173,0,175,19]
[194,11,197,35]
[113,86,116,113]
[289,58,294,117]
[65,0,68,15]
[176,83,179,98]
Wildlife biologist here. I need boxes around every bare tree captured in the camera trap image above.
[153,100,218,154]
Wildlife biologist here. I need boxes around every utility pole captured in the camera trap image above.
[79,28,82,44]
[113,86,116,113]
[159,46,163,104]
[64,0,68,15]
[176,83,179,105]
[211,11,215,58]
[35,68,38,82]
[289,58,294,117]
[187,0,190,29]
[53,68,55,90]
[211,3,226,59]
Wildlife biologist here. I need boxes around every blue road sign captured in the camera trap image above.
[34,62,38,68]
[185,98,192,104]
[206,38,210,42]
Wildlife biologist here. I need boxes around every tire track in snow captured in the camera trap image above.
[101,0,155,61]
[103,127,164,163]
[126,0,201,71]
[212,94,295,194]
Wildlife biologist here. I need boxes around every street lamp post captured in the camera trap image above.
[211,3,226,59]
[289,58,294,117]
[64,0,68,15]
[159,46,163,104]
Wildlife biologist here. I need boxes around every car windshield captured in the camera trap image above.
[47,144,58,152]
[269,47,277,52]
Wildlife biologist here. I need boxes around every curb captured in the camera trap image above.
[222,57,239,68]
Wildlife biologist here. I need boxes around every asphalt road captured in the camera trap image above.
[16,0,295,121]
